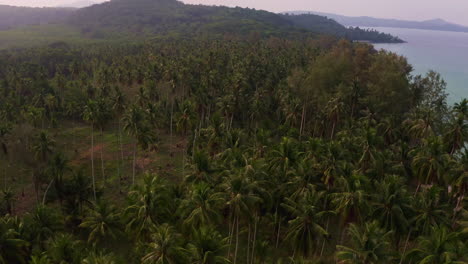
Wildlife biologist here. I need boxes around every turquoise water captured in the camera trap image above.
[371,27,468,104]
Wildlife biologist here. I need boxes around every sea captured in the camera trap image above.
[368,27,468,104]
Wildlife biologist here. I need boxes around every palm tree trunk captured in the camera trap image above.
[100,128,105,186]
[170,101,173,153]
[247,223,251,264]
[320,216,330,257]
[91,124,96,201]
[132,141,137,185]
[234,213,240,264]
[42,179,54,205]
[251,212,258,264]
[399,229,412,264]
[300,104,305,139]
[228,210,235,258]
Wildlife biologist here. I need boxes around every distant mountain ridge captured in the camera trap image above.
[285,11,468,33]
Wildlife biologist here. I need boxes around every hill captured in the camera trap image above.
[0,5,75,30]
[281,13,403,43]
[287,11,468,33]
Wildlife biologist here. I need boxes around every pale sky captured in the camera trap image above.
[2,0,467,26]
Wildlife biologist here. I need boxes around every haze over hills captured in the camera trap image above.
[0,5,74,30]
[57,0,98,8]
[286,11,468,33]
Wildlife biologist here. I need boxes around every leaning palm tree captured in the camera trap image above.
[141,224,187,264]
[79,201,122,246]
[188,227,230,264]
[336,221,394,264]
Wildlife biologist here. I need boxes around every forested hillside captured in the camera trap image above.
[0,36,467,263]
[0,0,402,46]
[0,0,466,263]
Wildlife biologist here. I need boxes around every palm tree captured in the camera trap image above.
[331,173,369,236]
[112,87,126,191]
[123,104,154,185]
[1,188,15,215]
[0,217,27,263]
[412,136,450,188]
[370,175,412,243]
[82,251,117,264]
[80,201,122,246]
[44,153,69,206]
[0,122,10,168]
[83,100,99,201]
[32,131,55,163]
[282,188,334,258]
[125,174,171,240]
[411,187,450,236]
[336,221,394,264]
[25,205,63,250]
[181,182,225,229]
[406,226,465,264]
[188,227,230,264]
[141,223,187,264]
[221,173,261,264]
[47,233,82,264]
[29,254,51,264]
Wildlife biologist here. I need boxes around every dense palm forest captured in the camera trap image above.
[0,0,467,264]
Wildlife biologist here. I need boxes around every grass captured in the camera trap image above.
[1,121,187,215]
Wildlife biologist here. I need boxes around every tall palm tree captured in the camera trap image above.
[123,104,154,185]
[221,173,261,264]
[79,201,122,245]
[336,221,394,264]
[112,87,126,190]
[188,227,230,264]
[282,188,334,259]
[141,224,187,264]
[83,100,99,201]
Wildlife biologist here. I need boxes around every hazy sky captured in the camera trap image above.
[2,0,468,26]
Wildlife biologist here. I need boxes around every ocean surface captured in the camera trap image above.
[369,27,468,104]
